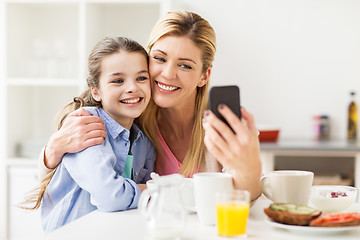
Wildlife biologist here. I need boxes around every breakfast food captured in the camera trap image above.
[264,203,322,226]
[265,203,360,228]
[310,212,360,227]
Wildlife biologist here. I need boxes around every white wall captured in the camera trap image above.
[176,0,360,140]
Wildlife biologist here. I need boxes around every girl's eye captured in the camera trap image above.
[179,64,192,70]
[112,79,124,84]
[153,56,166,62]
[137,76,148,81]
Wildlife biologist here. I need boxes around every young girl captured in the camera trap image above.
[37,37,155,233]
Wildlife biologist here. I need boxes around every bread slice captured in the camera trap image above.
[264,203,322,226]
[310,212,360,227]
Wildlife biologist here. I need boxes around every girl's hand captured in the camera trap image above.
[202,105,262,201]
[44,108,106,169]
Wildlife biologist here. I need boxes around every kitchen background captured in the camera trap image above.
[0,0,359,239]
[184,0,360,140]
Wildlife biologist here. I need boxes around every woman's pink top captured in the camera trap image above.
[155,126,199,177]
[155,126,182,176]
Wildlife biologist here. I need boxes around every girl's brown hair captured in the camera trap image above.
[138,10,216,176]
[23,37,148,209]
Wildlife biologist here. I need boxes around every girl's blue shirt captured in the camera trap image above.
[41,107,156,233]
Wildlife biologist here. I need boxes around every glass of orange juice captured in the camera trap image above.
[216,190,250,238]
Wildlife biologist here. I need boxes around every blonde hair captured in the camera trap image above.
[22,37,148,210]
[139,10,216,176]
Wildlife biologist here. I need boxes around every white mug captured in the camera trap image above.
[261,170,314,205]
[193,172,233,225]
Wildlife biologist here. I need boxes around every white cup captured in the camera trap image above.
[261,170,314,205]
[193,172,233,225]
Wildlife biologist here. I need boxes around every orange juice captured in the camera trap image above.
[216,202,249,236]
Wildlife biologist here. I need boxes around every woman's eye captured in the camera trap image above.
[137,76,148,81]
[153,56,166,62]
[179,64,192,70]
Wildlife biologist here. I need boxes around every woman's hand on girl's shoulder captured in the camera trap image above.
[65,108,107,149]
[44,108,107,169]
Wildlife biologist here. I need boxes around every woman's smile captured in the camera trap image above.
[155,81,180,92]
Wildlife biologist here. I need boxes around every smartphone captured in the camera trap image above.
[208,85,241,131]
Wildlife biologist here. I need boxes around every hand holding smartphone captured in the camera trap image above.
[208,85,241,131]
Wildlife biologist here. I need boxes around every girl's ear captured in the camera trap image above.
[198,67,211,87]
[91,86,101,102]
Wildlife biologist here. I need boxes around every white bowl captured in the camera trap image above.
[309,185,358,212]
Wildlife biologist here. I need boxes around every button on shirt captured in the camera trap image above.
[41,107,156,233]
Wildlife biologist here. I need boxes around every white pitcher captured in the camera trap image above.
[139,174,187,239]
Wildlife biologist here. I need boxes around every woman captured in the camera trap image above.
[39,10,262,201]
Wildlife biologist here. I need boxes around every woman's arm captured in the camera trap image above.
[202,106,262,201]
[44,108,107,169]
[38,108,106,181]
[38,146,52,181]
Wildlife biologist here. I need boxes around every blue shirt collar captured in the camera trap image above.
[97,108,143,141]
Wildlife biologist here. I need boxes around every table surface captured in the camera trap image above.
[260,138,360,152]
[43,198,360,240]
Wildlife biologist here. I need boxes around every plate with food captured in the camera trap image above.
[265,218,360,234]
[264,203,360,234]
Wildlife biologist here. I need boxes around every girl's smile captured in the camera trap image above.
[120,97,143,104]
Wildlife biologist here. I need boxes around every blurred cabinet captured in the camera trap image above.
[260,139,360,197]
[8,166,44,240]
[0,0,171,239]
